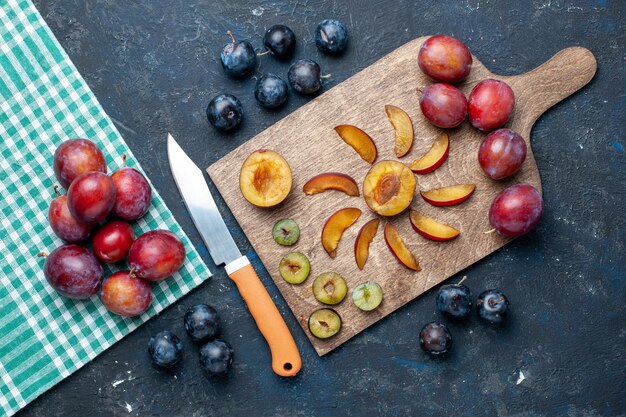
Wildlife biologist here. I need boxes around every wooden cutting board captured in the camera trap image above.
[207,37,596,356]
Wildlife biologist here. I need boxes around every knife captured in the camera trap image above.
[167,133,302,377]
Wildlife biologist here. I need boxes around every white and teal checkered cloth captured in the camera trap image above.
[0,1,212,415]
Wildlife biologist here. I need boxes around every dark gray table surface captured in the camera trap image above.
[22,0,625,416]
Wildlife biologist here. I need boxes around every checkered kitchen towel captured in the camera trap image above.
[0,1,212,415]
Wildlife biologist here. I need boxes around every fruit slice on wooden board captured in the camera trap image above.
[303,172,359,196]
[334,125,378,164]
[354,218,380,270]
[363,160,416,216]
[207,38,596,357]
[239,149,292,207]
[321,207,362,258]
[409,210,460,242]
[409,132,450,174]
[383,223,421,271]
[420,183,476,207]
[385,105,414,158]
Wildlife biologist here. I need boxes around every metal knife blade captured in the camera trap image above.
[167,133,241,266]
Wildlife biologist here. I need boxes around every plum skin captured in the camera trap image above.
[206,94,243,131]
[263,25,296,60]
[468,79,515,131]
[148,330,183,368]
[100,270,152,317]
[67,172,116,224]
[53,138,107,189]
[418,35,472,83]
[489,184,544,237]
[419,321,452,356]
[419,83,468,128]
[255,74,288,109]
[111,167,152,221]
[314,19,349,55]
[92,220,135,263]
[128,230,185,281]
[478,129,527,180]
[199,339,234,376]
[43,244,103,299]
[48,194,93,243]
[220,39,256,77]
[288,59,321,95]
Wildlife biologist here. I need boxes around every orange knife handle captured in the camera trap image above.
[225,256,302,377]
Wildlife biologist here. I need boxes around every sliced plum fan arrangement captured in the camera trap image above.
[208,36,596,355]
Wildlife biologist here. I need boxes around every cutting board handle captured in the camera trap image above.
[506,47,596,131]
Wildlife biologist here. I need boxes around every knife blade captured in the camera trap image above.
[167,133,301,377]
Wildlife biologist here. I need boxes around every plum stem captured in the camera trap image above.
[320,74,332,79]
[129,267,136,278]
[257,50,270,57]
[416,86,424,95]
[483,228,496,235]
[457,276,467,286]
[226,30,236,43]
[121,153,127,167]
[53,185,60,197]
[37,251,48,258]
[488,295,505,307]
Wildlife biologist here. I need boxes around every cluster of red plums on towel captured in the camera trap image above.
[417,35,543,237]
[40,138,185,317]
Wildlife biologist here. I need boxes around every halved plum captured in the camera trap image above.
[385,105,414,158]
[303,172,359,196]
[354,218,380,270]
[321,207,361,258]
[334,125,377,164]
[420,183,475,207]
[240,149,292,207]
[363,160,416,216]
[384,223,421,271]
[409,210,460,242]
[409,133,450,175]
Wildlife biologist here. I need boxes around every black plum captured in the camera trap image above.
[254,74,288,109]
[419,321,452,356]
[477,289,510,324]
[199,339,234,376]
[436,283,472,319]
[263,25,296,60]
[184,304,221,342]
[288,59,322,95]
[148,330,183,368]
[206,94,243,131]
[314,19,348,54]
[220,32,256,77]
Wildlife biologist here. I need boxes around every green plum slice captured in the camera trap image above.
[312,272,347,305]
[308,308,342,339]
[279,252,311,284]
[352,281,383,311]
[272,218,300,246]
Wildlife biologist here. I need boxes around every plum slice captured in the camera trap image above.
[321,207,361,258]
[308,308,342,339]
